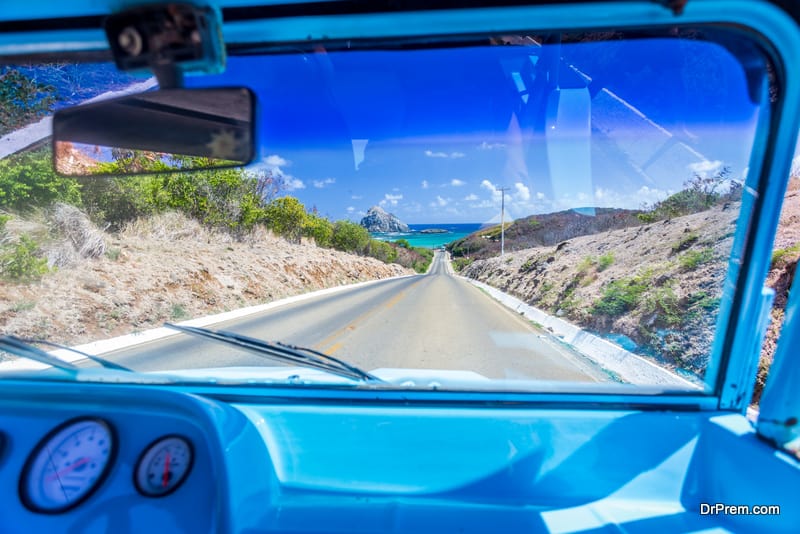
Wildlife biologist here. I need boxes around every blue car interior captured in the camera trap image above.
[1,1,800,532]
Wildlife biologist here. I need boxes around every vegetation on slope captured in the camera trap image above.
[459,171,742,381]
[0,146,431,282]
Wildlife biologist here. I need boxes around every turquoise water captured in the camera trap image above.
[371,223,482,249]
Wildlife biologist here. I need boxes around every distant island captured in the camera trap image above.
[360,206,410,233]
[419,228,448,234]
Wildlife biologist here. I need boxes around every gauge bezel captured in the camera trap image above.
[19,416,117,514]
[133,434,194,498]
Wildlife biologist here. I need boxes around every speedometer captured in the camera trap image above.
[20,418,116,513]
[134,435,193,497]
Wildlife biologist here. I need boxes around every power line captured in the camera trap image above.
[498,187,511,256]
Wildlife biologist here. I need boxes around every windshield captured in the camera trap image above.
[0,28,772,392]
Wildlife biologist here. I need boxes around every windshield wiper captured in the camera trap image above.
[164,323,382,383]
[0,336,133,372]
[0,335,79,372]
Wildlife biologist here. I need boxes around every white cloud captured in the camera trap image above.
[312,177,336,188]
[286,178,305,190]
[464,194,479,201]
[429,195,450,208]
[265,154,288,167]
[255,153,305,192]
[351,195,363,200]
[478,141,506,150]
[688,160,723,177]
[514,182,530,202]
[536,192,545,200]
[451,179,466,187]
[421,180,429,189]
[481,180,501,201]
[591,186,671,208]
[425,150,466,159]
[346,206,355,213]
[469,199,496,209]
[379,193,403,207]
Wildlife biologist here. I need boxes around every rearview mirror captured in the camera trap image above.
[52,87,255,176]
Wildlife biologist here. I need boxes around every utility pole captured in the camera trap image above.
[498,187,510,256]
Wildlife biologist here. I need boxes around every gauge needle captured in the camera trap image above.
[162,452,171,488]
[47,456,90,482]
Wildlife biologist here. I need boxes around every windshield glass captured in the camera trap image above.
[0,28,772,392]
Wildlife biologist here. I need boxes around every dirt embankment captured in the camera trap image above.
[461,180,800,400]
[754,180,800,403]
[462,203,738,377]
[0,210,410,348]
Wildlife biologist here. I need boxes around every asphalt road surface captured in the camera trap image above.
[99,250,610,382]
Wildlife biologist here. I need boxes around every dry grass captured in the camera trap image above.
[0,209,411,351]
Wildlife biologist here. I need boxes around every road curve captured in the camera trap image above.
[100,250,610,382]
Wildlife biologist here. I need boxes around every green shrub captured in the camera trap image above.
[0,234,50,281]
[636,167,737,222]
[302,213,334,248]
[105,247,121,261]
[771,244,800,268]
[265,196,307,243]
[452,257,473,271]
[170,303,189,320]
[597,252,614,271]
[411,247,434,273]
[85,163,281,234]
[679,247,714,270]
[332,220,370,253]
[672,233,699,253]
[394,238,411,248]
[366,239,397,263]
[592,275,649,316]
[642,285,682,326]
[0,148,81,212]
[686,291,721,312]
[577,256,594,274]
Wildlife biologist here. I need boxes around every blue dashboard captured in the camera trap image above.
[1,380,798,533]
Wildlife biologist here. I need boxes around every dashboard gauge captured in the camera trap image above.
[134,435,193,497]
[20,418,116,513]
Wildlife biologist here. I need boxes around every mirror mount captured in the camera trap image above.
[104,3,226,85]
[152,64,185,90]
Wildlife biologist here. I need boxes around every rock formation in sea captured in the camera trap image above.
[360,206,410,232]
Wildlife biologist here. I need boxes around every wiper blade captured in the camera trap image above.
[164,323,382,383]
[0,335,79,372]
[16,337,133,372]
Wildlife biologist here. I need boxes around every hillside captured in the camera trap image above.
[459,180,800,400]
[461,203,738,378]
[754,179,800,403]
[0,209,410,349]
[447,207,643,260]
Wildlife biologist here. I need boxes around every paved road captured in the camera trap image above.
[99,250,610,382]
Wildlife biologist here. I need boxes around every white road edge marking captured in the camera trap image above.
[459,275,701,389]
[0,274,417,372]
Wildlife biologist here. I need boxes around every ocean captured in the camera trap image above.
[371,223,483,249]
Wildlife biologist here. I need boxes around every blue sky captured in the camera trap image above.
[194,36,764,223]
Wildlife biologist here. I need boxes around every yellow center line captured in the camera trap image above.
[314,283,419,354]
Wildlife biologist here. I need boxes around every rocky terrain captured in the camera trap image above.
[360,206,409,233]
[459,180,800,402]
[448,207,642,259]
[0,210,410,349]
[461,203,738,379]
